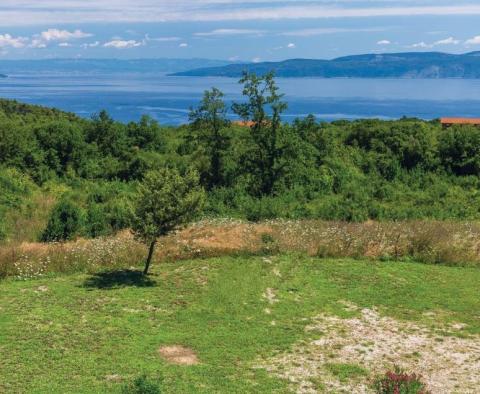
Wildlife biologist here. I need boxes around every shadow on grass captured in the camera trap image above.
[83,269,157,290]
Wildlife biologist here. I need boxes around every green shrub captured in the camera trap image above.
[41,199,84,242]
[121,375,161,394]
[260,232,280,254]
[105,198,134,231]
[84,204,110,238]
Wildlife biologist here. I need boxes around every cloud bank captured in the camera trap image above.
[1,1,480,25]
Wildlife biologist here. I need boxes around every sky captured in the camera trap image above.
[1,1,480,61]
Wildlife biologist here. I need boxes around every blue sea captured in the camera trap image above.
[1,71,480,124]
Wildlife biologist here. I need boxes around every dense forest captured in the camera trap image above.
[2,72,480,243]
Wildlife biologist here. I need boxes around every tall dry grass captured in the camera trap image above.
[1,219,480,280]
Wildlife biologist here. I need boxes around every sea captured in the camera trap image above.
[1,71,480,125]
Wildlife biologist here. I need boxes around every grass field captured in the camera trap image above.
[1,255,480,393]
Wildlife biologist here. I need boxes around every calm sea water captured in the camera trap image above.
[1,72,480,124]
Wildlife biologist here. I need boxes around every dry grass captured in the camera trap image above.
[5,192,57,243]
[2,219,480,279]
[0,231,145,279]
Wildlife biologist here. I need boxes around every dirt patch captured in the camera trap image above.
[258,306,480,393]
[158,345,199,365]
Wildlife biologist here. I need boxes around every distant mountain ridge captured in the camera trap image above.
[0,58,232,75]
[171,52,480,78]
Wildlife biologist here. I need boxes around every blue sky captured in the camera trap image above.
[1,0,480,60]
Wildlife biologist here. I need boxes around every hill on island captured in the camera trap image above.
[171,51,480,78]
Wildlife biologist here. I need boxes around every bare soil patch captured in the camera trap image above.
[258,305,480,393]
[158,345,199,365]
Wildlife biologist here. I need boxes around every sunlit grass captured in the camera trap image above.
[1,255,479,393]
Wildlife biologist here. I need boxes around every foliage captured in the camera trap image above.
[188,87,230,188]
[4,75,480,243]
[374,366,429,394]
[232,72,294,195]
[131,167,205,274]
[41,199,84,242]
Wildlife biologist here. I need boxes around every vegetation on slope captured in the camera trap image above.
[2,72,480,245]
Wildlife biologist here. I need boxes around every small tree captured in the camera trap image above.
[132,168,205,275]
[189,87,230,189]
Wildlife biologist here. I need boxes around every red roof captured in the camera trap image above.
[233,120,271,127]
[441,118,480,125]
[233,120,256,127]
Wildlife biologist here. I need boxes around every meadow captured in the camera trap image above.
[2,219,480,392]
[2,254,480,393]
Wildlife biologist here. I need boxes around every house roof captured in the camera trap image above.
[441,118,480,125]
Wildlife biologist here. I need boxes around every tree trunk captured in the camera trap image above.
[143,240,157,275]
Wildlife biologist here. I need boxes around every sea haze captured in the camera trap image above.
[1,65,480,124]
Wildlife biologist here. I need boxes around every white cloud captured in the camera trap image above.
[30,28,92,48]
[287,43,296,48]
[145,34,180,42]
[40,28,91,42]
[434,37,460,45]
[281,27,385,37]
[195,29,264,37]
[0,34,27,48]
[30,39,47,48]
[179,43,188,47]
[81,41,100,48]
[3,2,480,25]
[252,57,261,63]
[408,36,461,49]
[58,42,71,47]
[410,41,431,48]
[377,40,391,45]
[228,55,240,61]
[465,36,480,45]
[104,39,143,49]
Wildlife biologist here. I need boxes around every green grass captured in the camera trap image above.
[1,255,480,393]
[326,363,369,383]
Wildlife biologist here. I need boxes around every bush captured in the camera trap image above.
[122,375,161,394]
[260,232,280,254]
[374,366,429,394]
[84,204,110,238]
[105,198,134,231]
[41,199,84,242]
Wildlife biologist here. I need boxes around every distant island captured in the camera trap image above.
[0,74,6,78]
[171,51,480,79]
